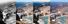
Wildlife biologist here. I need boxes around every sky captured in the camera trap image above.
[16,0,32,2]
[16,0,68,2]
[0,0,68,3]
[51,0,68,2]
[16,0,50,2]
[33,0,50,2]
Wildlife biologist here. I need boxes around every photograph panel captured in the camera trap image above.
[33,2,50,24]
[16,2,33,24]
[50,2,68,24]
[0,1,16,24]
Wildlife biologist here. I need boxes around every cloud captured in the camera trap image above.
[0,0,15,3]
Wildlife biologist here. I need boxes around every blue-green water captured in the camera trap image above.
[41,16,48,24]
[60,16,66,24]
[25,16,33,21]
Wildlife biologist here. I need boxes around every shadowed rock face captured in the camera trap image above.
[0,2,16,24]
